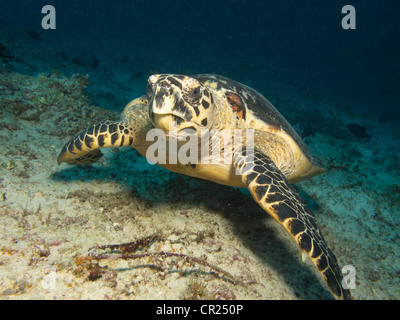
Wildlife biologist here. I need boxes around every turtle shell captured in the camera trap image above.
[194,74,325,180]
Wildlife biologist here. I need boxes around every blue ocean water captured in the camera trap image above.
[1,0,399,121]
[0,0,399,300]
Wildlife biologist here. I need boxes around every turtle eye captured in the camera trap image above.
[188,86,202,102]
[147,81,153,98]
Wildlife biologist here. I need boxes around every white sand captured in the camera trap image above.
[0,69,399,300]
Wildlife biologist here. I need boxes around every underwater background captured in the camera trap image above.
[0,0,399,299]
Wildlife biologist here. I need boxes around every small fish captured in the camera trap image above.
[347,123,370,140]
[301,124,314,139]
[0,42,14,63]
[92,56,99,70]
[26,29,41,41]
[134,71,143,79]
[120,55,129,65]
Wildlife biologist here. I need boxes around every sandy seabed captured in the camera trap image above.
[0,69,399,300]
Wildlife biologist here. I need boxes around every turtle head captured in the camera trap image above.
[147,74,214,134]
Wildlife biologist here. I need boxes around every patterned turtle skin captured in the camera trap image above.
[58,74,351,300]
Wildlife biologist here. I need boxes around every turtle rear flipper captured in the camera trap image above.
[233,147,351,300]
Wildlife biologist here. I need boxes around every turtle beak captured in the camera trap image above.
[152,114,176,131]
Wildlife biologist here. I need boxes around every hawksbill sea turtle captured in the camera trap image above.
[57,74,351,300]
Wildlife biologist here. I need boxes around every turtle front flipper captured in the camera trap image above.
[58,99,151,165]
[57,121,133,164]
[233,148,351,300]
